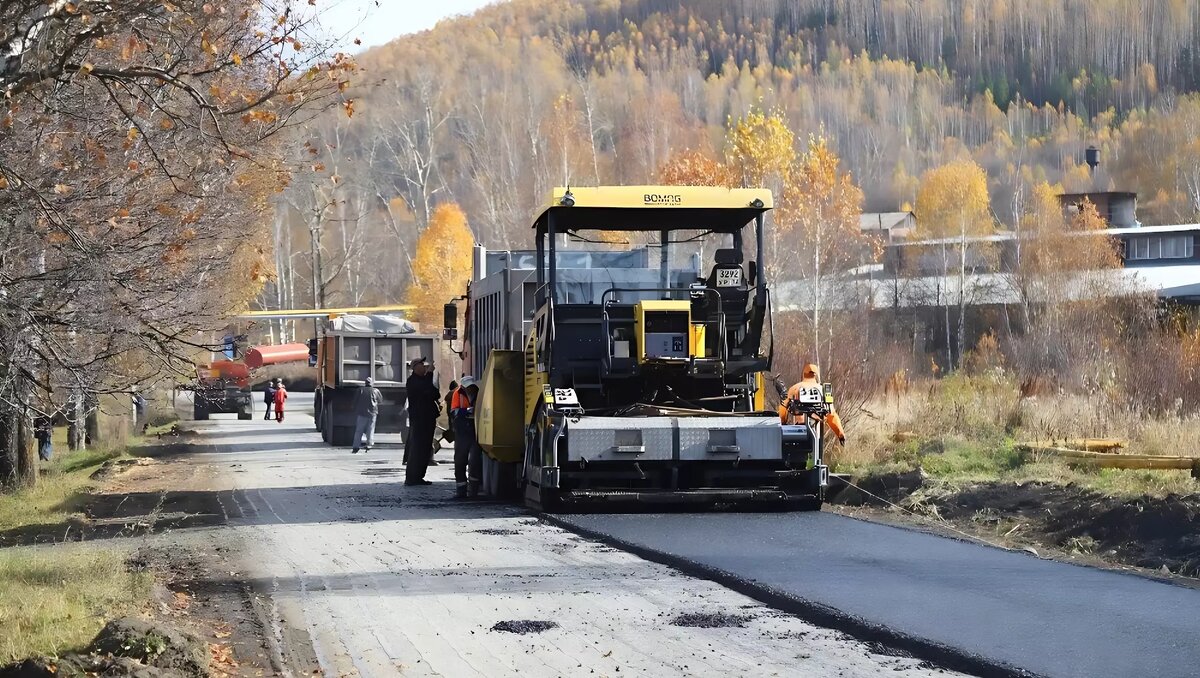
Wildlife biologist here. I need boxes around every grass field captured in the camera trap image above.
[0,439,150,662]
[834,374,1200,498]
[0,546,151,661]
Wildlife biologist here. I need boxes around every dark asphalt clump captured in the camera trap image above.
[473,528,520,536]
[360,468,401,477]
[491,620,558,634]
[670,612,750,628]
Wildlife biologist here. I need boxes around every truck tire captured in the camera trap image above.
[330,419,353,447]
[321,401,333,444]
[237,403,253,420]
[313,391,324,432]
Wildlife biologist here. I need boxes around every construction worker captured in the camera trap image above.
[451,376,483,498]
[403,357,440,486]
[273,378,288,423]
[262,381,276,421]
[779,363,845,444]
[350,376,381,454]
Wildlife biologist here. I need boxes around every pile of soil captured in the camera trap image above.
[832,473,1200,578]
[1,618,209,678]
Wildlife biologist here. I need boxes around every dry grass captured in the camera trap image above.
[837,375,1200,497]
[0,447,124,536]
[0,546,151,661]
[0,442,150,662]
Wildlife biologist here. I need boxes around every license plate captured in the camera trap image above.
[795,386,823,404]
[716,268,742,287]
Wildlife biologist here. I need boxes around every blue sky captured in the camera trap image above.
[319,0,497,51]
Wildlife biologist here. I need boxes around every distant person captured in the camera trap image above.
[273,378,288,423]
[263,381,277,421]
[403,357,440,486]
[351,377,382,454]
[34,416,52,462]
[132,392,147,430]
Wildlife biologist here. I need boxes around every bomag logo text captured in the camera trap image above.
[644,193,683,205]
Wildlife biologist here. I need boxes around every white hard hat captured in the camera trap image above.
[459,375,477,388]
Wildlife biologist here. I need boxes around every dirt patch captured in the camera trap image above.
[490,620,559,634]
[936,483,1200,576]
[472,528,521,536]
[833,474,1200,578]
[829,470,925,506]
[669,612,751,628]
[1,617,208,678]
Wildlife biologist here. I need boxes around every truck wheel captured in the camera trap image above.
[314,391,323,432]
[330,422,353,447]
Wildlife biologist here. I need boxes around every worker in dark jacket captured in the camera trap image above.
[262,381,276,421]
[403,357,440,486]
[451,376,482,498]
[351,377,382,454]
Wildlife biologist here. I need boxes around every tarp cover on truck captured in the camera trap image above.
[328,314,416,335]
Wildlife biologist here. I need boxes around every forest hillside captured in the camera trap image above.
[266,0,1200,312]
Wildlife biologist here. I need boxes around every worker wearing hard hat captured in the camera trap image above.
[450,376,482,498]
[350,377,382,455]
[779,363,845,444]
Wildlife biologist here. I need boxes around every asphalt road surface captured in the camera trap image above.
[556,511,1200,678]
[183,394,961,678]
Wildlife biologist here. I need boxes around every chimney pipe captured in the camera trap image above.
[1085,146,1100,175]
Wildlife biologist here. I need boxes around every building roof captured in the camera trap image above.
[1058,191,1138,201]
[860,212,914,231]
[773,263,1200,311]
[1102,223,1200,236]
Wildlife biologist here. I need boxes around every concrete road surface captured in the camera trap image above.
[556,511,1200,678]
[186,394,961,677]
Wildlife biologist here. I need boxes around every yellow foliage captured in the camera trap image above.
[405,203,475,327]
[726,108,794,188]
[781,135,866,266]
[915,160,992,239]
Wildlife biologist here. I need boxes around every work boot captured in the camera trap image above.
[351,448,359,454]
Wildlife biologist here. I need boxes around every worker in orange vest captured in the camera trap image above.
[273,378,288,423]
[450,376,482,498]
[778,363,845,444]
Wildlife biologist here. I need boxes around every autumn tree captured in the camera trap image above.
[0,1,352,487]
[727,108,795,189]
[1007,187,1125,383]
[916,160,994,370]
[781,136,867,371]
[405,203,476,328]
[725,109,795,273]
[658,149,734,187]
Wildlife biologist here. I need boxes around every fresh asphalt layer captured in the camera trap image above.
[553,511,1200,678]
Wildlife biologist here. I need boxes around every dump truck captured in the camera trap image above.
[313,314,436,446]
[443,186,832,511]
[192,360,254,421]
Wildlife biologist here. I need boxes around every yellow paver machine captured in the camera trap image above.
[444,187,832,511]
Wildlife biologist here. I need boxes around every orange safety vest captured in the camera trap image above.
[450,387,472,414]
[778,363,845,442]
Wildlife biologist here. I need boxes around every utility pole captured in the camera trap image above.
[310,222,324,341]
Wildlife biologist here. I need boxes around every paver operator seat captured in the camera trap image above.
[705,248,750,357]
